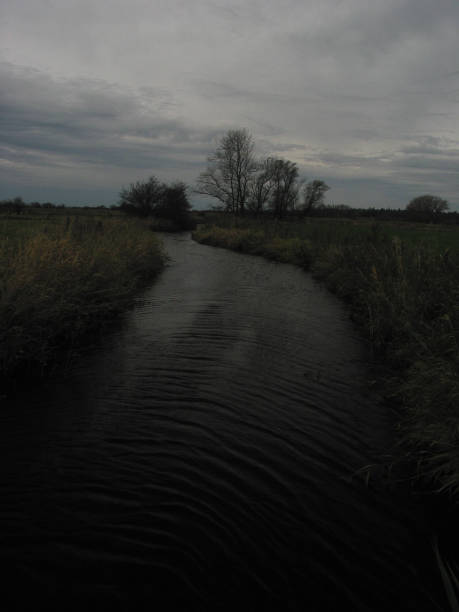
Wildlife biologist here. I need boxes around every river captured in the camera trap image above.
[0,233,443,610]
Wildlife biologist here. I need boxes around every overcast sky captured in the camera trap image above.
[1,0,459,209]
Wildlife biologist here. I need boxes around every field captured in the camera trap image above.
[0,209,165,387]
[194,216,459,500]
[194,211,459,252]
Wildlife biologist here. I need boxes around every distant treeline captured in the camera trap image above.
[307,205,459,224]
[0,197,113,213]
[199,205,459,225]
[3,196,458,224]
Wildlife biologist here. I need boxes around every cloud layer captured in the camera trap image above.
[1,0,458,207]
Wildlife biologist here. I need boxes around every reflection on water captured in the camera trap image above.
[0,233,440,610]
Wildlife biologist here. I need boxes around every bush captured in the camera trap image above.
[119,177,195,230]
[406,194,449,219]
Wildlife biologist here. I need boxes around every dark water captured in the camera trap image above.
[0,234,443,610]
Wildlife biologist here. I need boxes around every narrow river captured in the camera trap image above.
[1,233,442,610]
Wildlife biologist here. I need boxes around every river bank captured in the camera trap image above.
[193,219,459,505]
[0,213,165,388]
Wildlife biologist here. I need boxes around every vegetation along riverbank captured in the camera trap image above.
[0,209,165,389]
[193,215,459,501]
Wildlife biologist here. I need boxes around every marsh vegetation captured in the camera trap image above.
[0,208,165,386]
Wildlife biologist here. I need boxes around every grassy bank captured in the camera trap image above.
[1,213,165,387]
[194,218,459,499]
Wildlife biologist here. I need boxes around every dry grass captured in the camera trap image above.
[1,215,165,384]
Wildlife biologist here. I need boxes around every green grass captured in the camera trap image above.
[193,217,459,500]
[1,212,165,386]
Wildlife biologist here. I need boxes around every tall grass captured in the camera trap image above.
[194,218,459,499]
[1,215,165,385]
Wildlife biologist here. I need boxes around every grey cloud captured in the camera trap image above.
[298,139,459,207]
[286,0,459,62]
[0,62,214,175]
[306,137,459,177]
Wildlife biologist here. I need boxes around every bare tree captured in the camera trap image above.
[268,158,299,218]
[247,157,276,215]
[154,181,195,229]
[406,194,449,214]
[119,177,194,228]
[119,176,163,217]
[195,129,257,215]
[300,180,330,216]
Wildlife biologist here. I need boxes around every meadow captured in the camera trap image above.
[194,215,459,500]
[0,209,165,388]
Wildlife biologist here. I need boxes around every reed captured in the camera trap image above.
[1,215,165,385]
[193,218,459,499]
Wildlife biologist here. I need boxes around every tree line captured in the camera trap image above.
[195,128,329,217]
[2,127,451,225]
[0,197,68,214]
[194,128,453,221]
[303,204,458,224]
[116,129,329,225]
